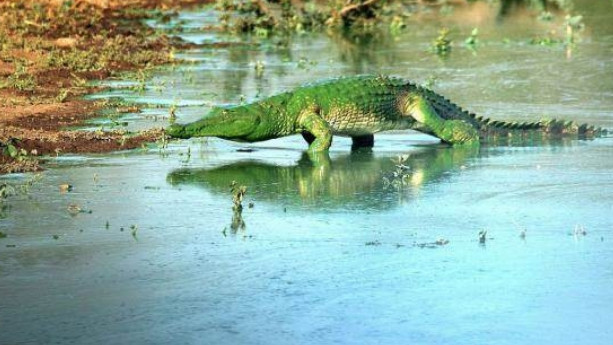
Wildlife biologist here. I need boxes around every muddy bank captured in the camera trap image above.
[0,0,211,174]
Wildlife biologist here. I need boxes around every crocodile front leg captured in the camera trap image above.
[296,106,333,152]
[406,94,479,145]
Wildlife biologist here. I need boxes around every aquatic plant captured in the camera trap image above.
[230,180,247,212]
[389,15,406,35]
[130,224,138,240]
[254,60,265,77]
[229,181,247,232]
[564,14,584,44]
[479,229,487,244]
[169,103,178,124]
[464,28,479,47]
[0,174,41,216]
[529,33,562,46]
[382,155,411,190]
[423,75,439,89]
[0,183,15,201]
[180,146,191,165]
[432,28,452,56]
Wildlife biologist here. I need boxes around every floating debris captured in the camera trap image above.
[130,224,138,240]
[59,183,73,193]
[415,238,449,249]
[574,224,587,237]
[67,203,82,215]
[435,238,450,246]
[116,105,140,113]
[67,203,92,215]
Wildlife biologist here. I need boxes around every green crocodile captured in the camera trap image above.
[167,75,606,151]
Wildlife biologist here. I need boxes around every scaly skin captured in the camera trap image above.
[167,75,607,152]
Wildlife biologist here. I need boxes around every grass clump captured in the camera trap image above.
[1,61,37,92]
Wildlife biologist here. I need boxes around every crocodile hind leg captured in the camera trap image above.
[351,134,374,150]
[296,106,333,152]
[405,94,479,145]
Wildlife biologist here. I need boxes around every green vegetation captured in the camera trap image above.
[1,139,38,171]
[464,28,479,48]
[229,181,247,232]
[214,0,576,38]
[230,180,247,212]
[130,224,139,240]
[1,61,37,92]
[0,173,42,222]
[382,155,411,191]
[0,1,181,101]
[529,13,583,46]
[432,28,452,57]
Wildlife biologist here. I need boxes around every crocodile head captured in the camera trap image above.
[167,106,266,142]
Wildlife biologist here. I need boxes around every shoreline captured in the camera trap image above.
[0,0,211,174]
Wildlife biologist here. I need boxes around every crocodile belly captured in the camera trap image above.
[325,107,412,136]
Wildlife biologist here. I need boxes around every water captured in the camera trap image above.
[1,2,613,344]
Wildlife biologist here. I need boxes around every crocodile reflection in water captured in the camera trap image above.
[167,146,480,211]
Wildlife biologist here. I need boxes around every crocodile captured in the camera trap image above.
[167,75,606,151]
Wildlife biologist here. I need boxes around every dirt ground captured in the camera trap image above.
[0,0,211,174]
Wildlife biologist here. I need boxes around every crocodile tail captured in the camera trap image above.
[475,117,607,138]
[414,85,607,138]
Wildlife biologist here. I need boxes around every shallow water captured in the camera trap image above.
[2,2,613,344]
